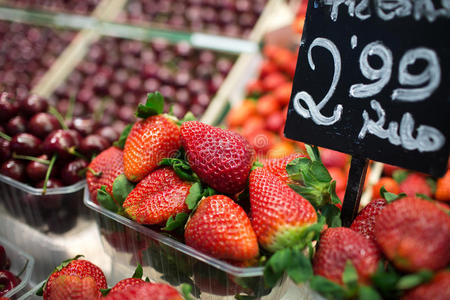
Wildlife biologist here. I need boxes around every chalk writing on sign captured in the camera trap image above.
[323,0,450,22]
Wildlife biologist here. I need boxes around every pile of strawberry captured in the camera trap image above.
[371,162,450,203]
[86,92,449,299]
[86,92,340,294]
[36,255,192,300]
[226,44,300,159]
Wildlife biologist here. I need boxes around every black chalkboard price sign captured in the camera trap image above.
[284,0,450,225]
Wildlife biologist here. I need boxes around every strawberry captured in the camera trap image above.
[123,93,181,182]
[313,227,380,285]
[86,146,124,203]
[124,115,180,182]
[46,275,99,300]
[319,148,348,169]
[260,153,306,185]
[350,198,387,243]
[399,173,432,198]
[402,270,450,300]
[184,195,259,261]
[248,168,317,252]
[180,121,254,195]
[42,257,107,300]
[372,177,399,199]
[436,169,450,202]
[108,278,144,295]
[105,282,182,300]
[123,168,190,224]
[375,197,450,272]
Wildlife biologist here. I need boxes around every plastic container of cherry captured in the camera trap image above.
[83,188,289,300]
[0,236,34,299]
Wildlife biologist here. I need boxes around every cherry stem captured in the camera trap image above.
[67,147,87,160]
[12,153,50,165]
[65,95,76,122]
[94,97,109,122]
[42,154,57,195]
[86,167,102,177]
[48,106,69,130]
[0,131,12,142]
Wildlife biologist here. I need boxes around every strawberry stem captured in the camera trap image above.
[0,131,11,142]
[42,154,57,195]
[12,153,50,165]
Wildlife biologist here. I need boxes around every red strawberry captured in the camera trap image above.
[43,258,107,300]
[123,168,190,224]
[249,168,317,252]
[313,227,380,285]
[260,153,306,185]
[180,121,254,195]
[124,115,180,182]
[184,195,259,261]
[105,282,182,300]
[86,147,124,203]
[319,148,348,169]
[47,275,99,300]
[108,278,145,295]
[375,197,450,272]
[436,169,450,202]
[399,173,432,198]
[350,198,387,243]
[402,270,450,300]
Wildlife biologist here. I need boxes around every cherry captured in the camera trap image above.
[42,129,78,160]
[79,135,110,156]
[0,159,25,182]
[0,92,18,122]
[68,117,97,136]
[61,159,88,185]
[26,154,54,182]
[0,270,21,297]
[10,133,42,156]
[96,126,119,143]
[27,112,61,139]
[20,94,48,117]
[6,116,27,136]
[0,245,10,270]
[0,139,11,163]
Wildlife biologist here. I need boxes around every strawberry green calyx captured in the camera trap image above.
[113,124,133,150]
[286,145,341,209]
[379,186,406,203]
[136,92,164,119]
[97,175,135,214]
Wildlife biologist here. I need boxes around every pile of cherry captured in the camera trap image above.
[118,0,267,38]
[51,36,235,126]
[0,21,74,99]
[0,92,119,190]
[3,0,101,15]
[0,244,20,297]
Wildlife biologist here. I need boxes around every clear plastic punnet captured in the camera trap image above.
[83,188,290,299]
[0,236,34,299]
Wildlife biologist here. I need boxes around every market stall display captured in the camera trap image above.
[0,0,101,15]
[50,36,236,130]
[0,21,74,100]
[117,0,268,38]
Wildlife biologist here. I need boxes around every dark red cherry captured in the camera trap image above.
[20,94,48,117]
[10,133,42,156]
[0,159,25,182]
[61,159,88,185]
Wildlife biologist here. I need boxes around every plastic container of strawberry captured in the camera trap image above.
[0,236,34,299]
[83,188,290,299]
